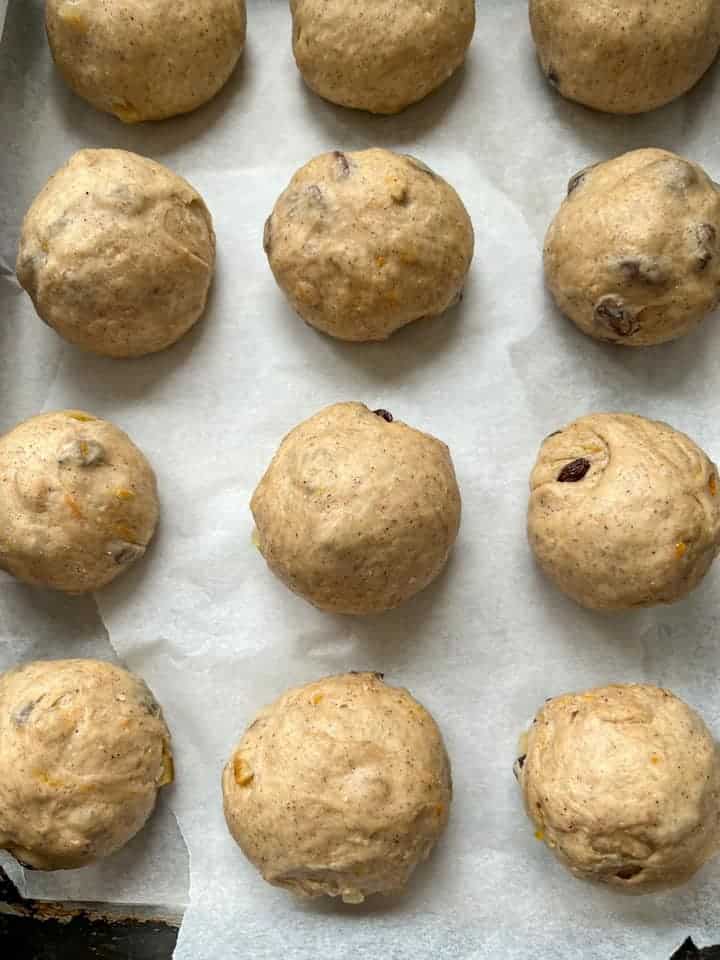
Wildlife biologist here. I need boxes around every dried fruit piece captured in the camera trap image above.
[233,756,254,786]
[594,295,633,336]
[618,256,666,286]
[58,438,105,467]
[557,458,591,483]
[676,542,688,559]
[695,223,716,271]
[373,409,393,422]
[107,540,145,565]
[333,151,350,177]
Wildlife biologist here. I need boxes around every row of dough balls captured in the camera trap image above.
[1,661,718,899]
[1,404,719,612]
[45,1,720,121]
[16,146,720,357]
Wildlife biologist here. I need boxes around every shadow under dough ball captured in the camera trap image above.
[251,402,461,614]
[544,149,720,346]
[0,659,173,870]
[264,149,474,342]
[516,684,720,892]
[0,410,159,593]
[529,0,720,114]
[290,0,475,114]
[527,413,720,609]
[45,0,246,122]
[16,149,215,358]
[222,672,452,903]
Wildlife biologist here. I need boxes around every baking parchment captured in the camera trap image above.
[1,0,720,956]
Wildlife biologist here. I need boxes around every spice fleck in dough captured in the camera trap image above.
[516,685,720,893]
[544,149,720,347]
[251,402,462,615]
[264,149,474,342]
[222,672,452,902]
[290,0,475,114]
[0,410,159,593]
[17,149,215,358]
[529,0,720,114]
[527,413,720,609]
[0,659,173,870]
[45,0,246,122]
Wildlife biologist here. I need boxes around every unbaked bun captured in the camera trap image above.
[0,410,158,593]
[0,659,173,870]
[527,413,720,609]
[516,684,720,892]
[251,402,461,614]
[46,0,246,122]
[223,672,451,902]
[17,149,215,358]
[264,149,473,342]
[544,149,720,346]
[290,0,475,114]
[529,0,720,114]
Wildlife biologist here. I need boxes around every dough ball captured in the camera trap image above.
[0,659,173,870]
[0,410,159,593]
[17,149,215,358]
[544,149,720,346]
[223,672,451,902]
[516,684,720,892]
[290,0,474,114]
[251,402,461,614]
[529,0,720,114]
[527,413,720,609]
[264,149,473,342]
[45,0,246,122]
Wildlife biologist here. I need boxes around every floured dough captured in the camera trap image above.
[0,659,173,870]
[264,149,473,342]
[527,413,720,609]
[290,0,475,114]
[46,0,246,122]
[529,0,720,114]
[516,684,720,892]
[0,410,159,593]
[544,149,720,346]
[223,672,451,902]
[17,149,215,358]
[251,402,461,614]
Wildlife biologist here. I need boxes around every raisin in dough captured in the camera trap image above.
[46,0,246,122]
[251,403,461,614]
[0,410,158,593]
[17,149,215,358]
[264,149,474,342]
[290,0,475,114]
[223,672,451,902]
[529,0,720,114]
[527,413,720,609]
[544,149,720,347]
[0,659,173,870]
[516,684,720,892]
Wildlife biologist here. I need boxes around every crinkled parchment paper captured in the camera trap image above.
[1,1,719,956]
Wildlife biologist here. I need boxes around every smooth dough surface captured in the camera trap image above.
[544,149,720,347]
[527,413,720,609]
[251,402,461,614]
[264,149,474,342]
[17,149,215,358]
[46,0,246,122]
[223,672,451,902]
[0,659,173,870]
[529,0,720,114]
[0,410,159,593]
[517,684,720,892]
[290,0,475,114]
